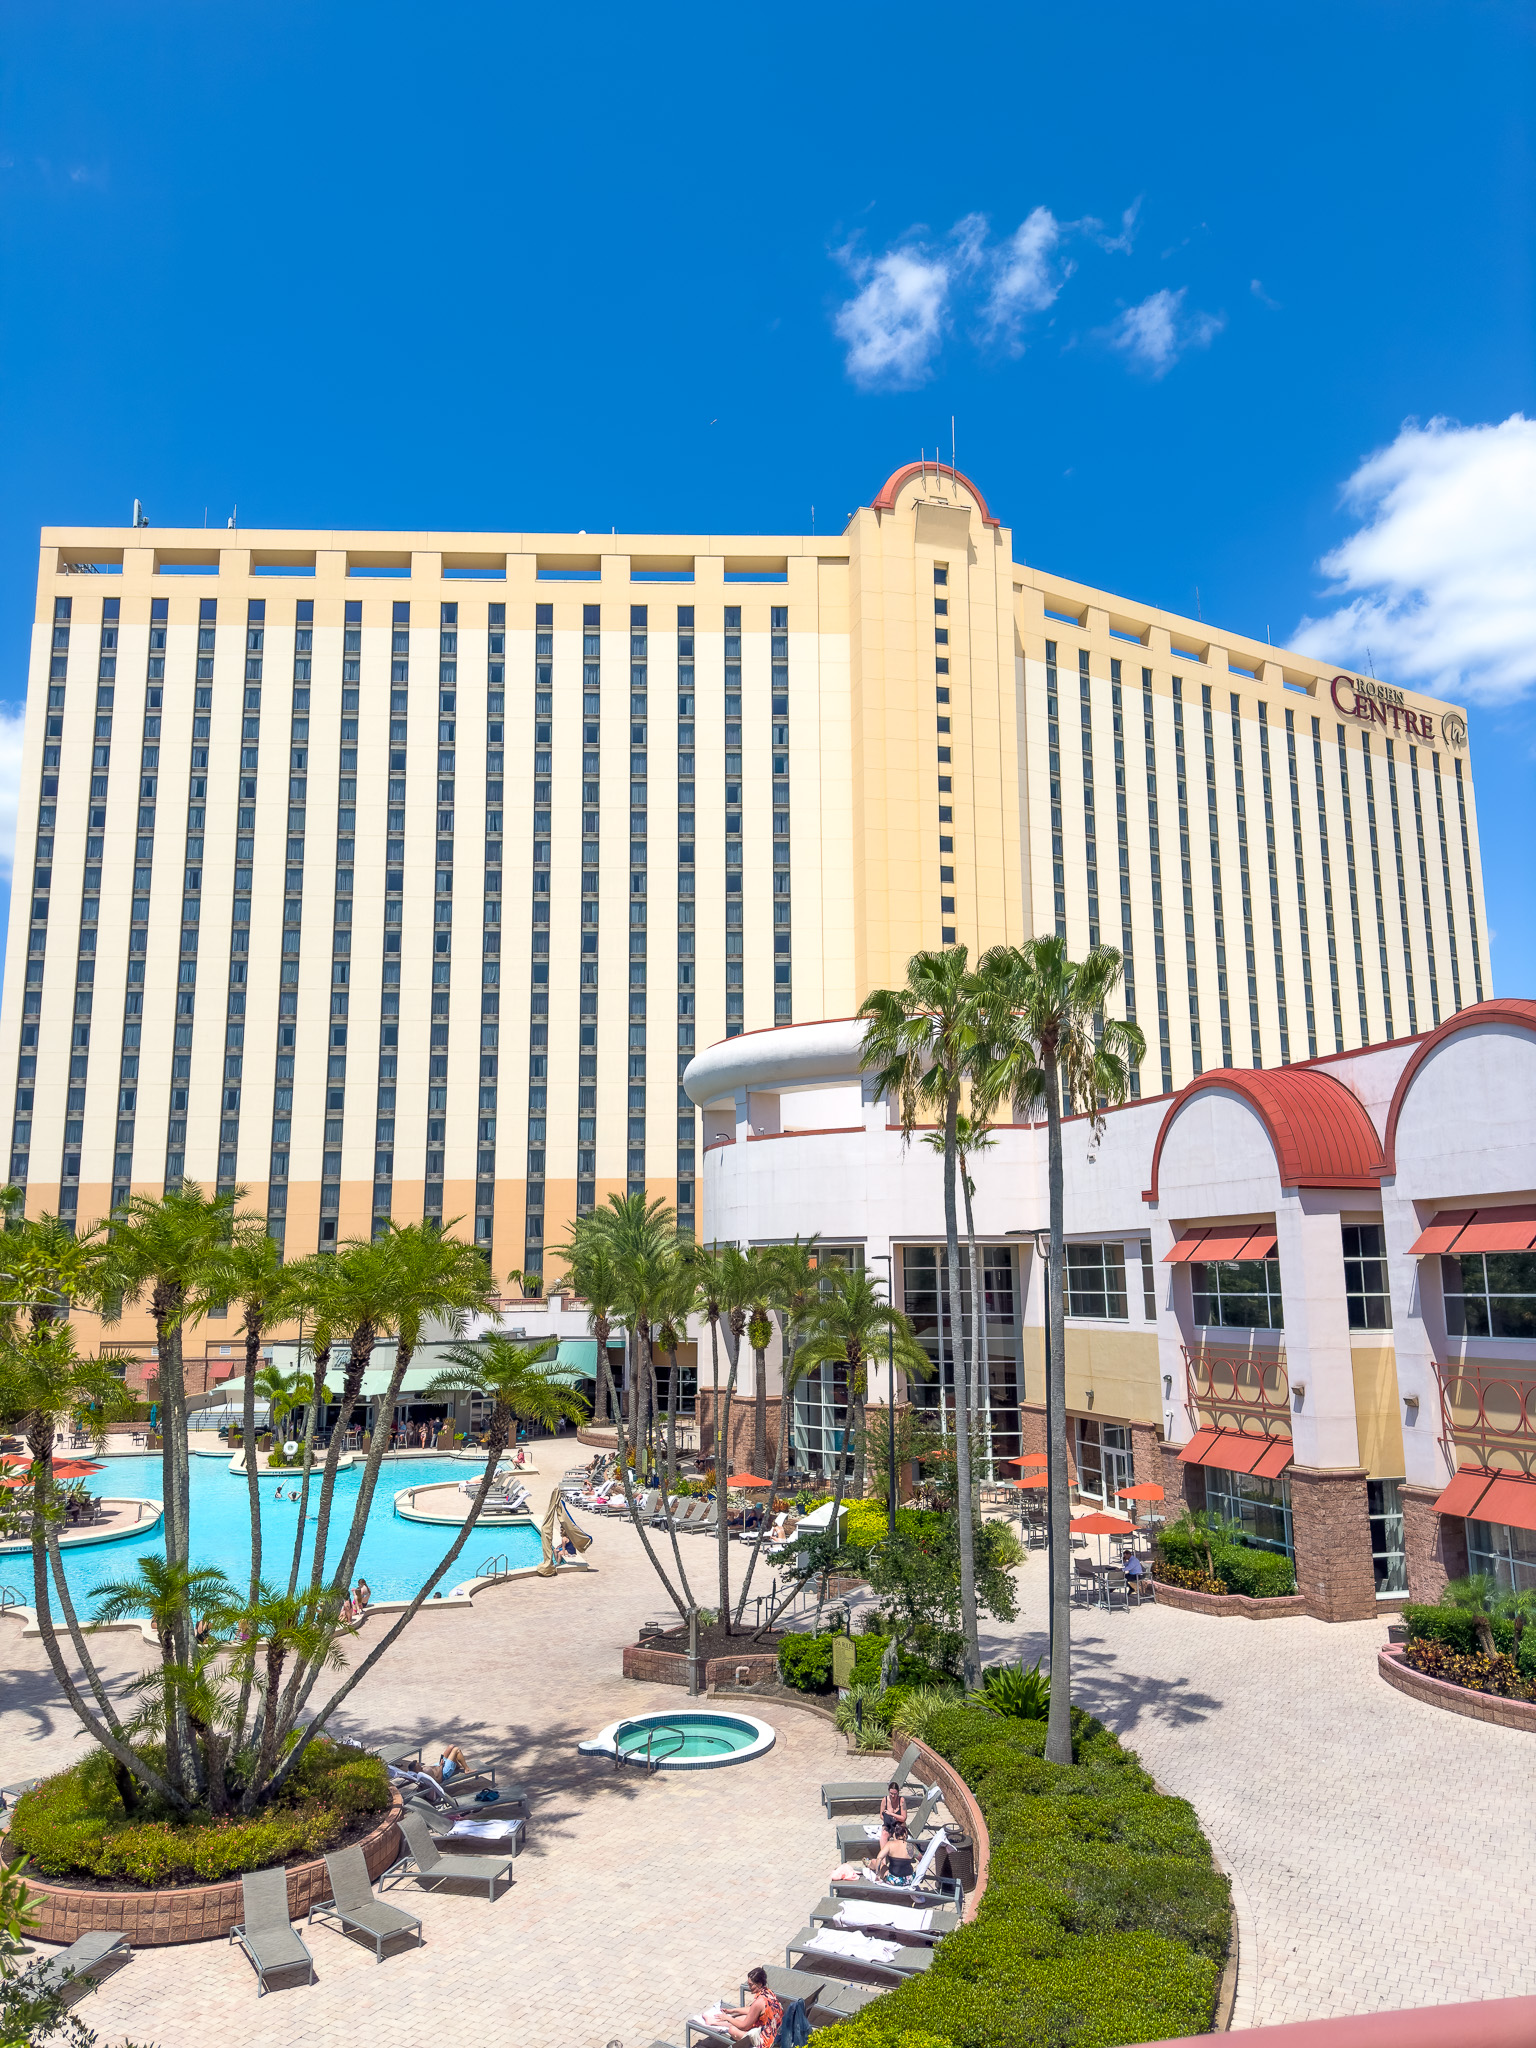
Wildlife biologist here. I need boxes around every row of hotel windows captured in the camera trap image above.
[1045,640,1485,1087]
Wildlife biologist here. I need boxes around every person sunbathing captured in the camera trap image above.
[716,1967,783,2047]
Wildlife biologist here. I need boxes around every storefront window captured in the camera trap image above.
[1443,1252,1536,1341]
[1065,1242,1128,1320]
[1192,1252,1284,1330]
[1465,1515,1536,1594]
[1202,1465,1293,1554]
[1367,1477,1406,1593]
[1343,1224,1393,1330]
[1075,1418,1132,1503]
[902,1244,1023,1460]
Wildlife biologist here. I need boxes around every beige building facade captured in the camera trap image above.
[4,462,1487,1359]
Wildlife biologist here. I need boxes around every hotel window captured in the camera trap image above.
[267,598,314,1249]
[1170,679,1203,1074]
[1453,759,1484,1003]
[478,601,506,1255]
[1202,1467,1293,1556]
[1064,1241,1128,1321]
[1430,753,1463,1013]
[901,1243,1024,1460]
[1442,1252,1536,1341]
[628,604,648,1198]
[1227,695,1264,1066]
[1109,662,1139,1093]
[1199,684,1233,1066]
[1366,735,1416,1034]
[676,604,697,1236]
[167,596,219,1189]
[1255,706,1293,1064]
[1078,651,1099,949]
[1282,709,1319,1057]
[1333,728,1373,1042]
[418,601,458,1228]
[218,597,263,1197]
[525,600,555,1277]
[1307,716,1345,1051]
[112,595,169,1209]
[55,597,107,1218]
[936,576,954,936]
[1405,745,1441,1026]
[1192,1248,1284,1330]
[1139,1240,1157,1321]
[771,605,793,1011]
[578,601,602,1210]
[1342,1223,1392,1330]
[1045,642,1065,936]
[1465,1517,1536,1596]
[724,604,743,1037]
[368,599,409,1244]
[1138,671,1172,1090]
[1368,1479,1407,1595]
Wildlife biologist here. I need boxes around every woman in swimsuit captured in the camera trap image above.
[718,1967,783,2047]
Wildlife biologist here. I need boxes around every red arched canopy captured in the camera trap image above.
[1145,1066,1384,1202]
[870,462,1001,529]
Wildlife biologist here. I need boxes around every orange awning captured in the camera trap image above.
[1455,1205,1536,1254]
[1179,1426,1289,1476]
[1432,1467,1496,1517]
[1473,1475,1536,1534]
[1195,1232,1259,1261]
[1251,1438,1295,1481]
[1163,1233,1207,1264]
[1239,1231,1278,1259]
[1408,1210,1476,1256]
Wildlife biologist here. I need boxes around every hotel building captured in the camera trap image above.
[13,464,1525,1607]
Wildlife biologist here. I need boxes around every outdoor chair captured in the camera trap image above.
[309,1846,423,1962]
[821,1739,921,1815]
[14,1931,131,2005]
[808,1894,959,1943]
[835,1788,938,1859]
[230,1866,316,1995]
[1100,1566,1129,1612]
[819,1981,882,2017]
[1072,1557,1101,1605]
[784,1924,935,1982]
[383,1808,513,1901]
[831,1829,961,1909]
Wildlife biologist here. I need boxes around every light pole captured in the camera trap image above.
[872,1252,898,1539]
[1010,1229,1055,1646]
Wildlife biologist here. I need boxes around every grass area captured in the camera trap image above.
[8,1739,390,1886]
[833,1702,1229,2048]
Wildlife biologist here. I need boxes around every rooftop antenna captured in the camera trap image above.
[132,499,148,529]
[227,505,236,529]
[1367,645,1376,678]
[951,415,956,483]
[1195,585,1202,621]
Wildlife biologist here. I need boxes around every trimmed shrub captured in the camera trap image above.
[1155,1522,1296,1598]
[777,1627,949,1696]
[1400,1638,1534,1700]
[1403,1603,1536,1677]
[10,1738,391,1886]
[830,1702,1227,2048]
[1152,1558,1226,1595]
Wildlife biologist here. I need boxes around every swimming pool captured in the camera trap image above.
[1,1456,545,1610]
[581,1710,776,1771]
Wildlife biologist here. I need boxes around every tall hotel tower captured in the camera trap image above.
[4,464,1485,1344]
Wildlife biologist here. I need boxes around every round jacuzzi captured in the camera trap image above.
[579,1710,775,1771]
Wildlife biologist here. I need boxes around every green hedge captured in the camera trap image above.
[1156,1524,1296,1599]
[777,1629,949,1696]
[10,1738,390,1886]
[1403,1602,1536,1678]
[832,1704,1228,2048]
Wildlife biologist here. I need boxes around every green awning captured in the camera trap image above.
[555,1339,599,1380]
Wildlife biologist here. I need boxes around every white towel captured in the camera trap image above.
[444,1818,519,1841]
[837,1900,933,1932]
[805,1929,903,1965]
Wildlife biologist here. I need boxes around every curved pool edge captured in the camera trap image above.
[394,1479,535,1529]
[579,1709,776,1771]
[0,1498,165,1561]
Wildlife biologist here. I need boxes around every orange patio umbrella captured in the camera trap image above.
[1002,1452,1048,1468]
[1118,1481,1165,1526]
[725,1473,772,1488]
[51,1461,103,1478]
[1012,1472,1049,1490]
[1071,1508,1136,1564]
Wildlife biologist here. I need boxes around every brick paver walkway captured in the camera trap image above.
[984,1556,1536,2027]
[0,1474,846,2048]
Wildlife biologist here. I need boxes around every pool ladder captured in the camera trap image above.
[610,1720,686,1775]
[474,1553,512,1581]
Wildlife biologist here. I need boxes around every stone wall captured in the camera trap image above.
[1151,1580,1307,1620]
[696,1388,785,1475]
[1402,1482,1467,1604]
[1159,1441,1198,1517]
[1289,1464,1378,1622]
[1380,1644,1536,1732]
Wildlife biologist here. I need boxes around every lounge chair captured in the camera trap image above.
[808,1893,959,1942]
[819,1981,883,2017]
[831,1829,960,1908]
[15,1930,131,2004]
[383,1808,513,1901]
[784,1924,935,1981]
[820,1739,922,1815]
[834,1787,938,1859]
[229,1867,316,1995]
[736,1964,827,2006]
[309,1846,423,1962]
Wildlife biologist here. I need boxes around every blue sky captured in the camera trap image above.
[1,0,1532,990]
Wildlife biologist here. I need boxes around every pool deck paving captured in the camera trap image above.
[3,1469,1535,2040]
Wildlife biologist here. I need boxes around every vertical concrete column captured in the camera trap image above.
[1289,1465,1378,1620]
[1277,1193,1362,1469]
[1401,1483,1467,1603]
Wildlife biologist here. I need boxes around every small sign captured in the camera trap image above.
[832,1635,856,1687]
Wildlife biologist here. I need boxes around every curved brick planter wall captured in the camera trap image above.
[895,1734,990,1923]
[622,1644,781,1688]
[1380,1644,1536,1733]
[1152,1580,1306,1621]
[9,1794,403,1946]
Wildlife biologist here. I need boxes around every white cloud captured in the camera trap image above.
[1293,414,1536,707]
[1104,286,1224,376]
[833,241,953,389]
[0,704,25,882]
[1084,198,1142,255]
[982,207,1071,352]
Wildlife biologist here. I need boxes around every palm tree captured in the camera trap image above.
[789,1265,934,1499]
[596,1193,676,1475]
[254,1363,306,1443]
[425,1332,589,1449]
[976,935,1145,1765]
[923,1114,998,1464]
[652,1256,698,1496]
[92,1556,236,1806]
[859,945,991,1686]
[210,1227,301,1621]
[690,1240,754,1628]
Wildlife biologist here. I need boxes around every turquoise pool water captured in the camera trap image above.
[615,1714,761,1760]
[2,1456,544,1610]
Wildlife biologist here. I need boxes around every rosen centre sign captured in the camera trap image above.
[1330,673,1468,751]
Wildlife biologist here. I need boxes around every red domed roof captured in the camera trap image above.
[1381,999,1536,1173]
[871,463,1000,530]
[1145,1066,1385,1201]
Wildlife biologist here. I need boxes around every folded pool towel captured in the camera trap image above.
[805,1929,902,1965]
[837,1900,932,1932]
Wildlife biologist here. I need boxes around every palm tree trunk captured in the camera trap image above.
[753,1342,767,1475]
[307,1323,376,1596]
[736,1379,789,1626]
[943,1088,981,1688]
[288,1338,330,1598]
[962,1172,991,1480]
[665,1341,680,1495]
[717,1313,741,1631]
[1043,1048,1073,1765]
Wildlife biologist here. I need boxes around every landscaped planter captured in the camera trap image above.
[5,1793,403,1946]
[894,1733,989,1922]
[622,1643,780,1688]
[1152,1578,1306,1620]
[1379,1643,1536,1733]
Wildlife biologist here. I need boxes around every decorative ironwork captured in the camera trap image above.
[1183,1342,1292,1440]
[1433,1361,1536,1480]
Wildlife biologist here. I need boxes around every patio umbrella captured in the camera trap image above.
[1012,1472,1049,1489]
[1001,1452,1048,1468]
[51,1461,103,1478]
[1118,1481,1165,1528]
[726,1473,772,1488]
[1070,1509,1136,1567]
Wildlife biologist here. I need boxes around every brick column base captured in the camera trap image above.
[1289,1465,1378,1622]
[1018,1402,1047,1462]
[1159,1442,1198,1517]
[1131,1423,1163,1487]
[1402,1481,1467,1605]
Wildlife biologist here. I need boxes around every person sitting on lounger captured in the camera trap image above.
[386,1764,445,1806]
[877,1778,905,1846]
[354,1578,371,1617]
[871,1792,912,1881]
[718,1966,783,2047]
[427,1743,470,1785]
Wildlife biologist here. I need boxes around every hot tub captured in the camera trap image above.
[579,1710,776,1771]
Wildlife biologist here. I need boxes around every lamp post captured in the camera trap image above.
[872,1252,898,1539]
[1030,1230,1055,1647]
